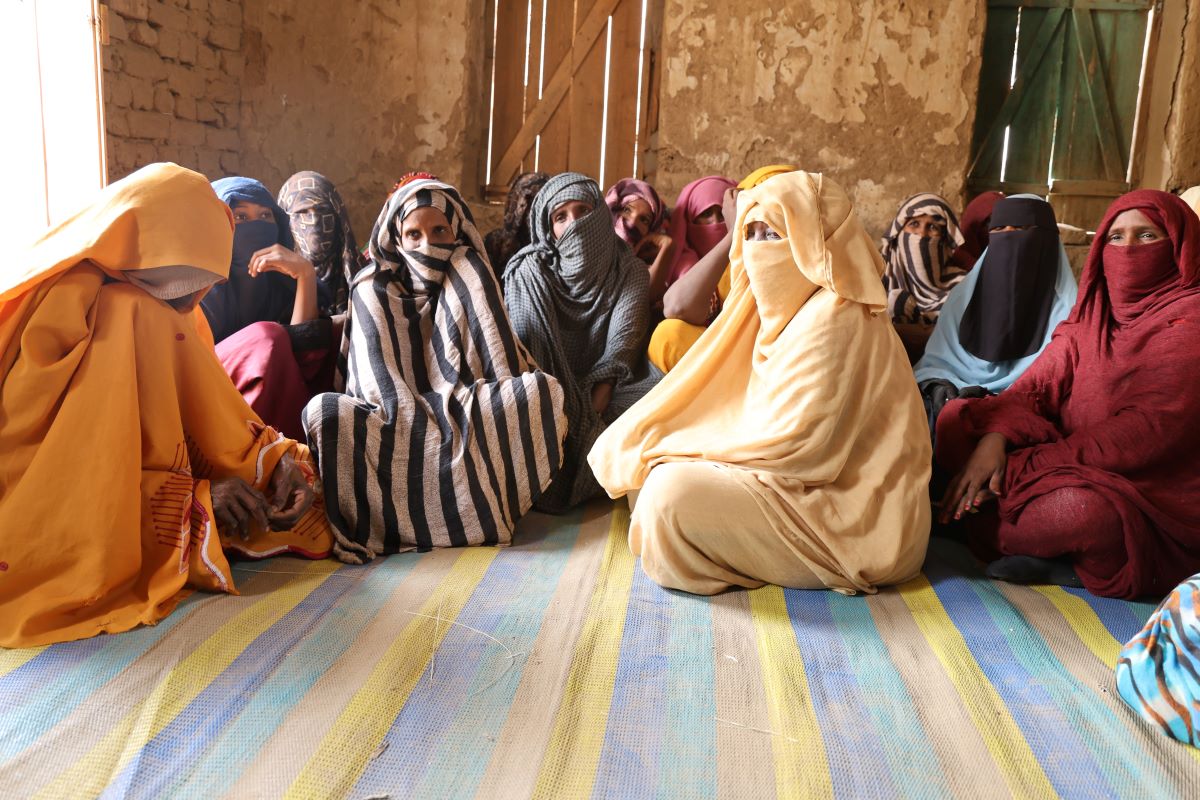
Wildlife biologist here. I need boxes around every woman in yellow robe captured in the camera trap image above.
[588,171,931,595]
[0,163,333,648]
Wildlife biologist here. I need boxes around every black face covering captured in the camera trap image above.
[200,220,296,343]
[958,198,1061,362]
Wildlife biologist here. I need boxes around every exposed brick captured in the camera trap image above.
[165,62,206,97]
[147,1,187,31]
[188,0,210,12]
[157,28,181,61]
[209,0,240,26]
[153,85,175,114]
[128,76,155,111]
[177,32,199,65]
[206,76,239,104]
[128,21,157,47]
[219,49,243,78]
[174,94,197,120]
[106,12,129,41]
[107,77,133,109]
[214,101,237,127]
[130,141,159,169]
[127,109,171,141]
[107,0,149,21]
[196,44,219,70]
[197,150,222,178]
[116,44,163,80]
[207,22,241,51]
[195,99,220,123]
[106,108,130,137]
[171,118,207,146]
[219,150,241,174]
[205,126,239,151]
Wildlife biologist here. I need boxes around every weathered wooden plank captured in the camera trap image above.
[490,0,534,185]
[602,0,642,187]
[569,0,608,184]
[1004,7,1065,185]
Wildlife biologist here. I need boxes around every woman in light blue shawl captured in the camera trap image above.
[914,195,1077,436]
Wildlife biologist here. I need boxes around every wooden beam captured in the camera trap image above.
[492,0,623,186]
[1049,178,1131,194]
[1071,8,1128,180]
[988,0,1152,9]
[967,8,1067,177]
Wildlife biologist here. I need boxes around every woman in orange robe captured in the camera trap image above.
[0,163,332,648]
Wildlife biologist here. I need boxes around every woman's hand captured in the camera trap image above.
[940,432,1007,523]
[249,244,316,283]
[635,232,673,262]
[212,477,270,540]
[591,382,614,416]
[266,452,315,531]
[721,188,740,229]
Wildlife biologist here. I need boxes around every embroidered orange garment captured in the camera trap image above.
[0,163,332,648]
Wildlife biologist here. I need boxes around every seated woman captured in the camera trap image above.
[605,178,675,305]
[207,176,337,439]
[881,193,968,362]
[304,174,567,561]
[588,171,931,596]
[952,190,1004,269]
[0,163,332,648]
[277,170,364,315]
[650,164,795,373]
[505,172,662,513]
[914,195,1078,437]
[937,190,1200,599]
[484,171,549,285]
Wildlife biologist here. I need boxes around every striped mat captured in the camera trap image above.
[2,500,1198,799]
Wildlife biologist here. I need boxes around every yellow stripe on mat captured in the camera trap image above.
[33,559,340,800]
[284,547,498,800]
[530,503,635,800]
[899,575,1057,799]
[1031,586,1120,667]
[0,645,47,678]
[747,585,832,800]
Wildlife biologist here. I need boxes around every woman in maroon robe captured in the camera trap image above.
[936,189,1200,599]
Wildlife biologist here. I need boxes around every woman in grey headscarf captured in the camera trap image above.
[504,172,663,512]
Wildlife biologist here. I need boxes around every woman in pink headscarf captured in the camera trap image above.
[664,175,738,286]
[605,178,675,305]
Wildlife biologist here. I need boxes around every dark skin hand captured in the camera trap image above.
[939,431,1007,524]
[211,453,314,538]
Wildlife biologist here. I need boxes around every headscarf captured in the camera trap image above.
[277,170,361,315]
[604,177,665,248]
[508,172,642,309]
[955,190,1005,266]
[588,171,930,592]
[202,177,297,343]
[1072,189,1200,336]
[1180,186,1200,216]
[914,195,1077,393]
[664,175,736,285]
[881,193,967,324]
[959,196,1066,361]
[484,171,549,281]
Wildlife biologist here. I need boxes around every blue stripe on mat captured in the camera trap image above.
[922,557,1117,798]
[356,515,583,799]
[1061,587,1154,644]
[656,589,716,800]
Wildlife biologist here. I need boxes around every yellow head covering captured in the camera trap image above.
[589,171,930,592]
[1,162,234,304]
[1180,186,1200,217]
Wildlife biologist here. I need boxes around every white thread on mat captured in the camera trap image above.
[715,716,803,744]
[400,610,526,698]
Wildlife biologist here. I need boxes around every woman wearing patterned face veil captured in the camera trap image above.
[505,172,663,513]
[277,170,364,315]
[882,193,968,361]
[304,175,566,561]
[937,190,1200,599]
[915,195,1078,437]
[0,164,332,647]
[588,171,931,596]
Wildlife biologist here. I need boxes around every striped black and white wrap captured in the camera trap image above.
[303,178,567,561]
[880,193,967,324]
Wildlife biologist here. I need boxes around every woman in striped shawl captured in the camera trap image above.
[504,172,663,513]
[303,176,567,561]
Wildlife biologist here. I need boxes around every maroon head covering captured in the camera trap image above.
[604,178,665,248]
[953,191,1004,268]
[1071,189,1200,335]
